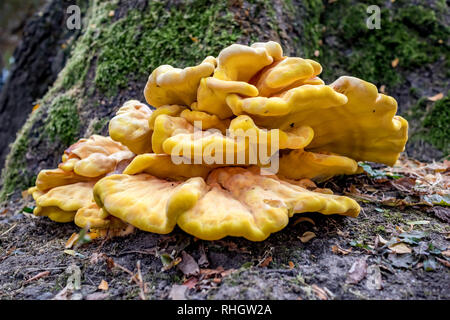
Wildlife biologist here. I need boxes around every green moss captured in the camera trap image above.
[422,95,450,156]
[57,0,119,91]
[319,0,449,86]
[91,117,110,134]
[407,93,450,157]
[0,109,42,201]
[43,94,81,146]
[94,0,242,95]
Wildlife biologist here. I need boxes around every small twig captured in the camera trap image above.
[0,223,17,237]
[24,271,50,284]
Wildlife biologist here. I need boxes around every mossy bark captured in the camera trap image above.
[0,0,448,200]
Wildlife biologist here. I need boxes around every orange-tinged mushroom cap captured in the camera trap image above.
[61,135,134,178]
[278,150,359,182]
[144,56,216,107]
[151,114,194,154]
[148,105,186,130]
[180,109,231,134]
[226,84,348,117]
[94,174,207,234]
[177,167,360,241]
[251,57,322,97]
[33,182,96,223]
[109,100,153,154]
[123,153,214,180]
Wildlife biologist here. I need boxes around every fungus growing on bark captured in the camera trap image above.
[29,41,408,241]
[28,135,134,225]
[109,100,153,154]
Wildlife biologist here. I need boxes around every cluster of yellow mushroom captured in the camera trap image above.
[28,41,408,241]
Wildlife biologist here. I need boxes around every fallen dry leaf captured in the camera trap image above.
[346,257,368,284]
[376,235,388,246]
[311,284,328,300]
[98,279,109,291]
[365,265,382,290]
[391,58,399,68]
[441,250,450,257]
[169,284,188,300]
[65,233,79,249]
[388,242,412,254]
[259,256,273,268]
[178,251,200,276]
[182,277,198,289]
[436,257,450,268]
[299,231,316,243]
[85,292,109,300]
[331,244,352,255]
[428,92,444,102]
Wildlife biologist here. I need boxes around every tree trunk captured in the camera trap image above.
[0,0,448,199]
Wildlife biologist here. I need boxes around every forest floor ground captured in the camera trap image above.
[0,159,449,300]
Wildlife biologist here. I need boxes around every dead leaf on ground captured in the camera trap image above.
[178,251,200,277]
[85,292,109,300]
[388,242,412,254]
[331,244,352,255]
[299,231,316,243]
[365,265,382,290]
[391,58,399,68]
[436,257,450,268]
[311,284,328,300]
[98,279,108,291]
[346,257,368,284]
[183,277,198,289]
[258,256,272,268]
[65,233,79,249]
[169,284,188,300]
[428,92,444,101]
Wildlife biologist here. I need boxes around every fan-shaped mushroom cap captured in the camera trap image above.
[94,174,207,234]
[151,114,194,154]
[278,150,359,182]
[193,77,258,119]
[144,56,216,107]
[75,203,127,230]
[180,109,230,134]
[148,105,186,130]
[193,42,283,119]
[33,182,96,223]
[251,57,322,97]
[214,42,283,82]
[34,168,95,191]
[156,114,314,164]
[61,135,134,178]
[226,84,348,117]
[109,100,153,154]
[93,167,359,241]
[123,153,214,180]
[178,167,359,241]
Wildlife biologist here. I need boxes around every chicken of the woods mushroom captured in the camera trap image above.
[28,41,408,241]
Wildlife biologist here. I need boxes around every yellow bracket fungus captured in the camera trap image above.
[29,41,408,241]
[109,100,153,154]
[144,56,216,107]
[93,167,359,241]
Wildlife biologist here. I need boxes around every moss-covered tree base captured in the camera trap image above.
[1,0,448,199]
